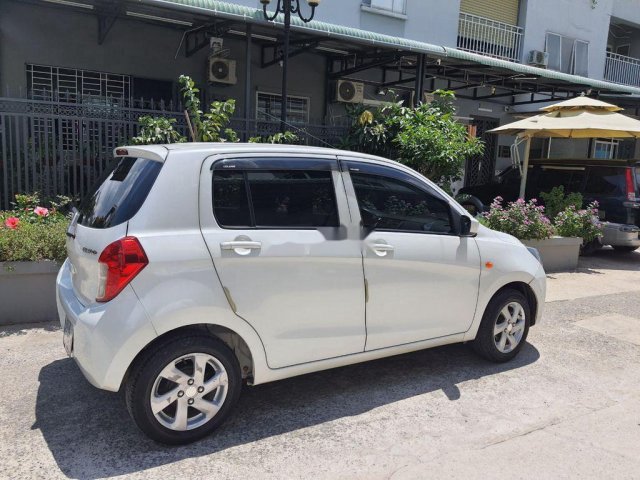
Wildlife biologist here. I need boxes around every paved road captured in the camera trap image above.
[1,250,640,480]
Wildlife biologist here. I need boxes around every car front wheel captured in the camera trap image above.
[472,289,530,362]
[125,333,242,444]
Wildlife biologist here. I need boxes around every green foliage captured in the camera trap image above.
[179,76,239,143]
[554,202,603,242]
[1,193,69,263]
[131,76,240,145]
[483,197,555,240]
[131,116,186,145]
[341,90,484,187]
[248,131,299,144]
[539,186,583,221]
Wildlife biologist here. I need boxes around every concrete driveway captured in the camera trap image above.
[1,249,640,479]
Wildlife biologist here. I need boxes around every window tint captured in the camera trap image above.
[247,171,338,227]
[584,167,626,196]
[350,171,452,234]
[212,168,339,228]
[532,167,585,193]
[78,156,162,229]
[213,171,252,227]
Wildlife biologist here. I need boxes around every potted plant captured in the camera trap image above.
[482,196,582,272]
[0,193,69,325]
[554,202,603,255]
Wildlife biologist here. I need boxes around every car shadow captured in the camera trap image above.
[34,342,540,479]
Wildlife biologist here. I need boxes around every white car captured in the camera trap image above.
[57,143,546,444]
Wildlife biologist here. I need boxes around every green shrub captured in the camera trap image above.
[539,186,583,221]
[0,193,69,263]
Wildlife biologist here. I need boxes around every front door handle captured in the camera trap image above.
[220,241,262,255]
[370,243,394,257]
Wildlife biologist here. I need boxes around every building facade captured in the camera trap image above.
[1,0,640,206]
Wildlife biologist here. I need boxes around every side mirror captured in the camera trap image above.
[460,215,479,237]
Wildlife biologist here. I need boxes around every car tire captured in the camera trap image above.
[125,332,242,445]
[612,246,638,253]
[472,289,530,363]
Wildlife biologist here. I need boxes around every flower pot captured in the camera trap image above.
[521,236,582,272]
[0,261,61,325]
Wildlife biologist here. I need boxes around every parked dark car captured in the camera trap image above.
[456,158,640,252]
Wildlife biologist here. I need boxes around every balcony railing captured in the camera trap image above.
[604,51,640,87]
[457,12,524,63]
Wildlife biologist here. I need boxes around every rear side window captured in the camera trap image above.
[78,156,162,229]
[584,167,626,196]
[213,169,339,228]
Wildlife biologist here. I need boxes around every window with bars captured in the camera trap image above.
[26,64,132,152]
[256,92,310,124]
[26,64,132,104]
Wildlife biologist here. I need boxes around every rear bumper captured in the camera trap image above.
[601,222,640,248]
[56,259,157,392]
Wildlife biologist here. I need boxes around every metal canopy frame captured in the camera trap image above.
[29,0,640,108]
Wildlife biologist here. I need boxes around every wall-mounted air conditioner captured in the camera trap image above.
[208,57,237,85]
[336,79,364,103]
[528,50,549,67]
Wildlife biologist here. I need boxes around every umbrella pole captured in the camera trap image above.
[519,135,532,199]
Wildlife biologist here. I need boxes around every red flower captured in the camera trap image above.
[4,217,20,229]
[34,206,49,217]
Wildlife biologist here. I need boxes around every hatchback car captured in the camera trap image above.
[57,143,545,444]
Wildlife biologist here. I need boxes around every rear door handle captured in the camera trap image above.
[221,241,262,255]
[370,243,394,256]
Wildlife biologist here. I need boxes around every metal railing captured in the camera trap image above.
[457,12,524,63]
[0,96,348,209]
[604,51,640,87]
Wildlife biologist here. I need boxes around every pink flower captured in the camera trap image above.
[4,217,19,229]
[34,206,49,217]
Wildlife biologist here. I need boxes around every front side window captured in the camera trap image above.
[349,166,453,234]
[212,166,339,229]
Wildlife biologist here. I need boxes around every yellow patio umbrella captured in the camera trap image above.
[489,97,640,198]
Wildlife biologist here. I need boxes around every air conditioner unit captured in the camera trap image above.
[336,79,364,103]
[528,50,549,67]
[208,57,237,85]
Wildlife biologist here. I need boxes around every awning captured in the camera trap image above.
[137,0,640,96]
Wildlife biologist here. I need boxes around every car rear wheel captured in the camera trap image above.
[125,333,241,444]
[472,289,530,363]
[612,246,638,253]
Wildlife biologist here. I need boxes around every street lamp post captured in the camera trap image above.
[261,0,320,133]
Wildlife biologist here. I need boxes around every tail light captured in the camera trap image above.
[96,237,148,302]
[625,168,637,202]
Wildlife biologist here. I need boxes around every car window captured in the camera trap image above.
[213,171,252,228]
[349,168,453,234]
[532,167,585,194]
[77,156,162,229]
[247,170,338,228]
[212,168,339,229]
[584,167,626,196]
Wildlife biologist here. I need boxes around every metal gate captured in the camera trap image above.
[0,96,348,209]
[465,116,499,187]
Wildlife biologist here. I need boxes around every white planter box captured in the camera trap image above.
[522,237,582,272]
[0,261,61,325]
